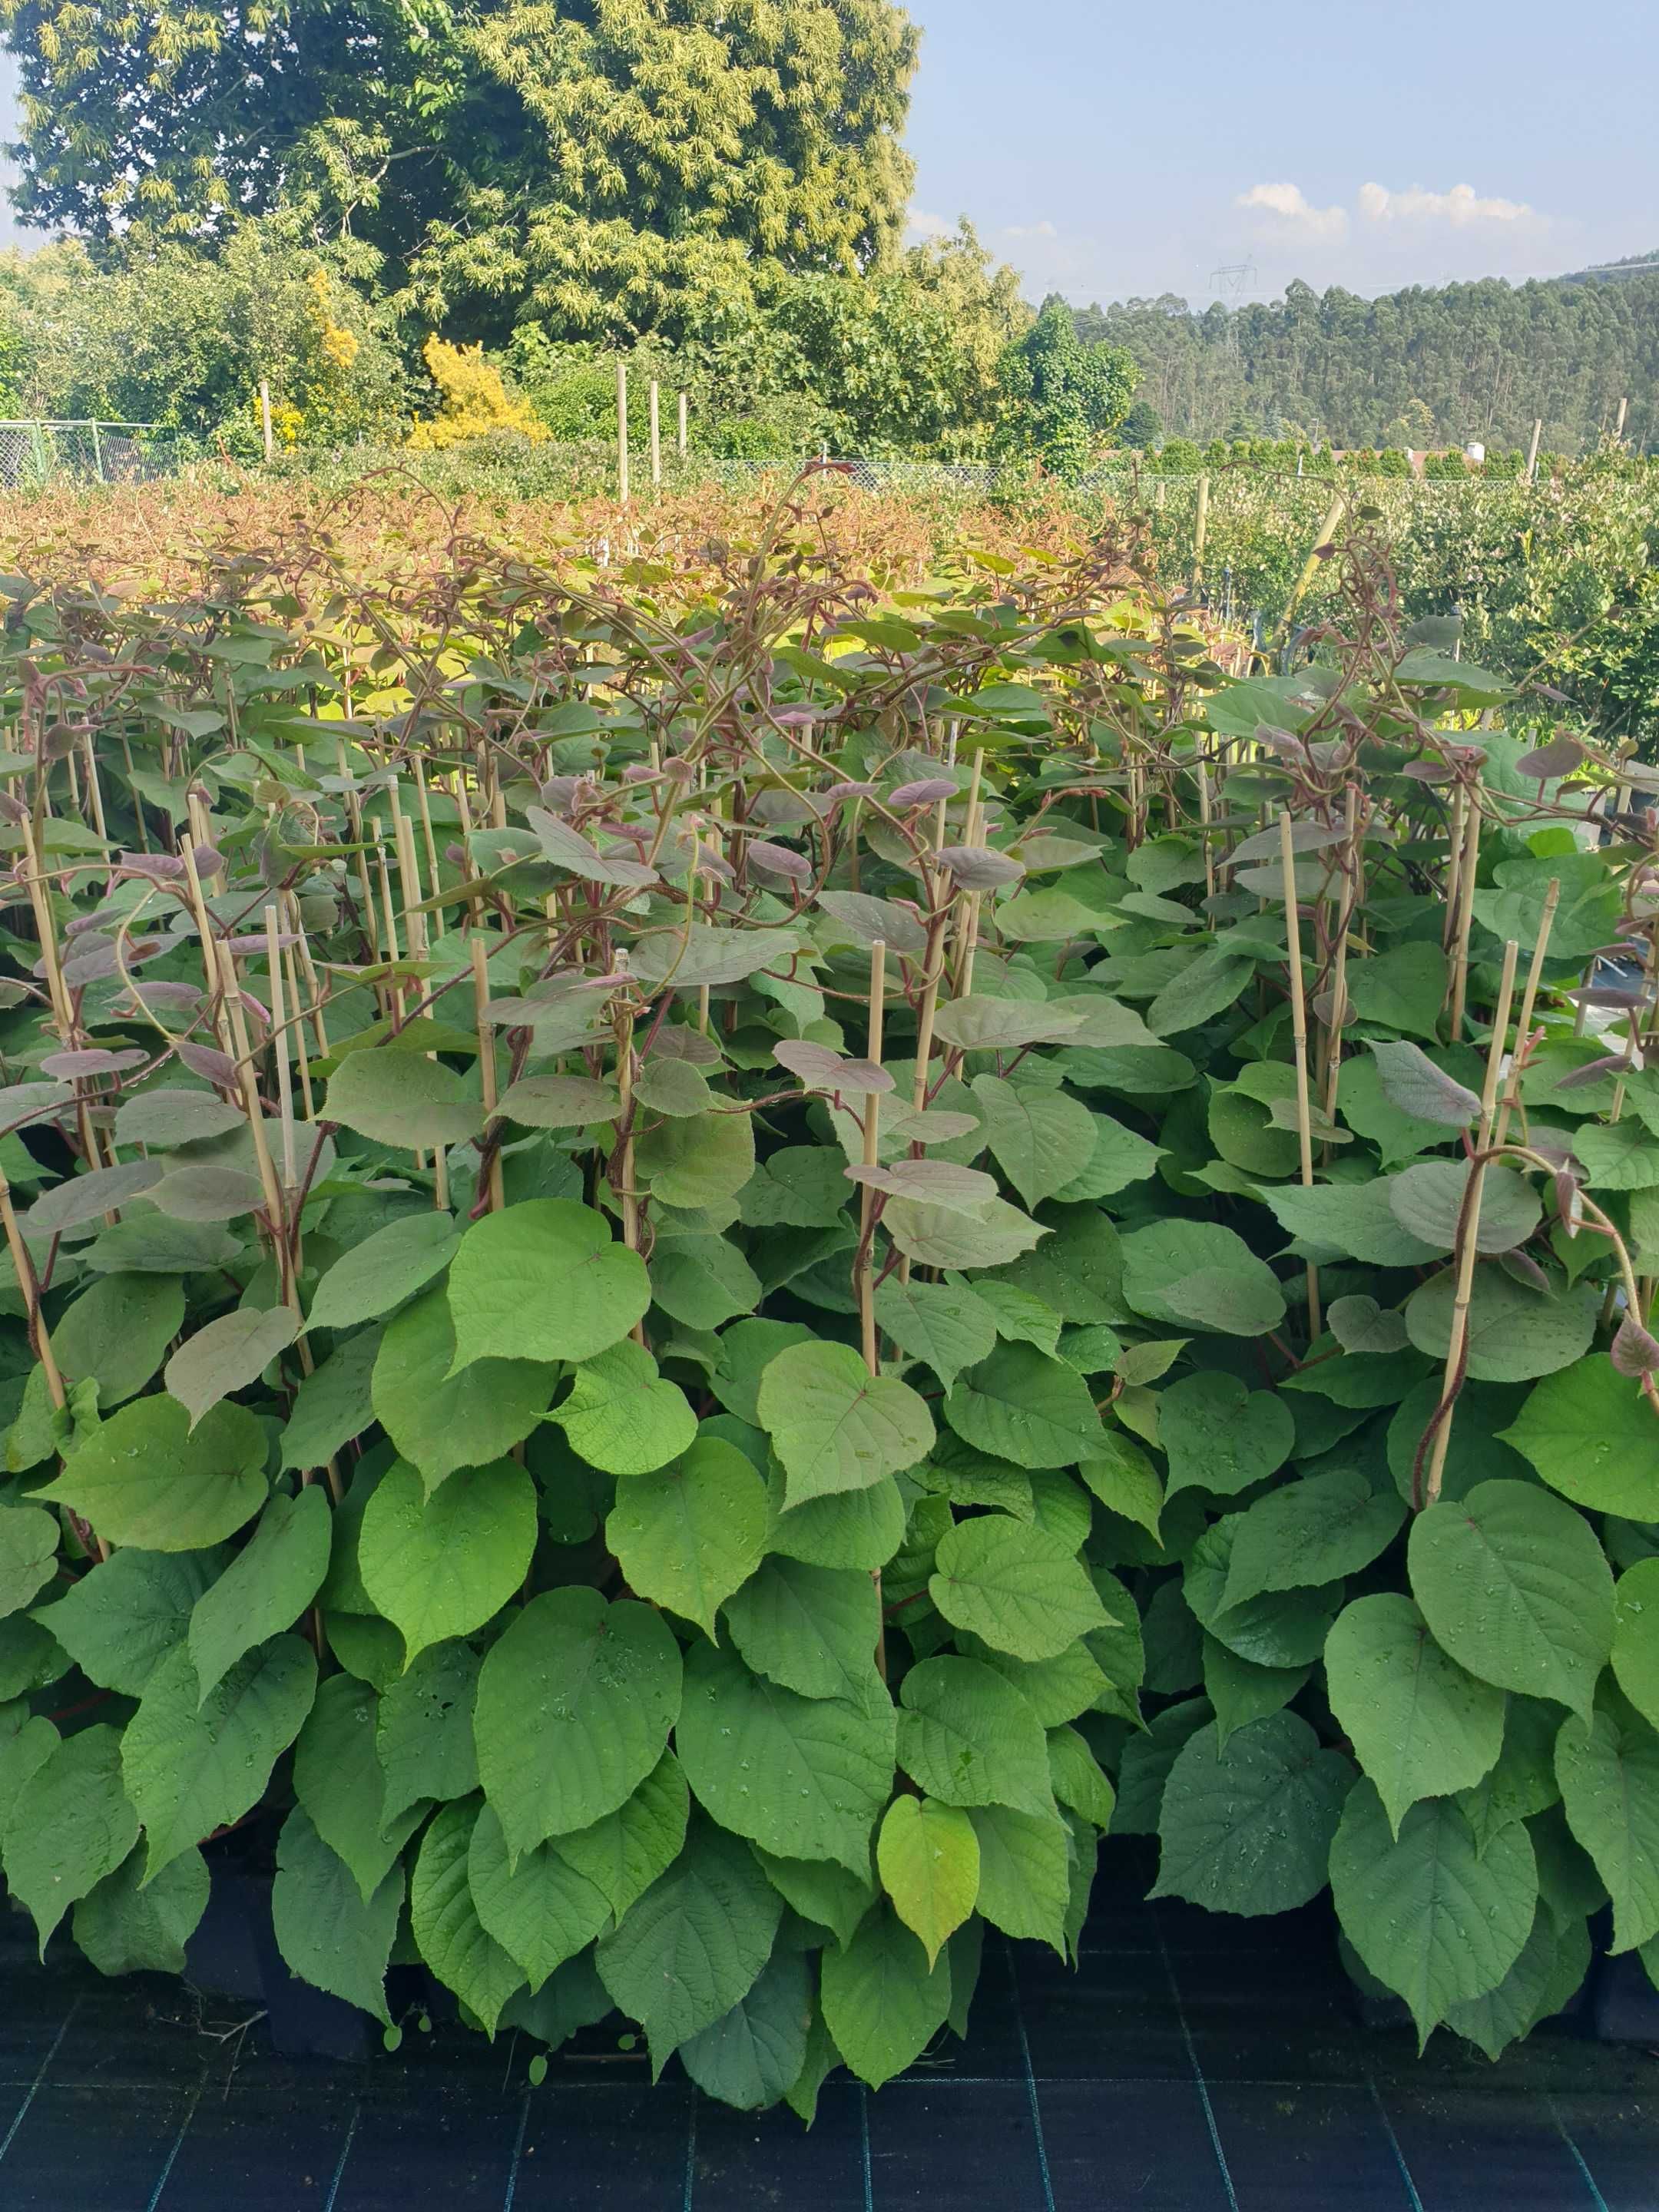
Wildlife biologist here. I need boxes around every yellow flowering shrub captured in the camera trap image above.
[408,337,545,449]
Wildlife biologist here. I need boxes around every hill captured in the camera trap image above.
[1073,265,1659,455]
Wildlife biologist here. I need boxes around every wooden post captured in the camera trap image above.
[1615,396,1629,443]
[649,380,661,488]
[677,391,688,457]
[1193,473,1210,588]
[1280,493,1349,640]
[259,381,274,464]
[857,940,887,1377]
[617,362,629,504]
[1525,417,1543,483]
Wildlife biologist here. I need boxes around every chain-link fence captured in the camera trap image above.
[0,421,181,489]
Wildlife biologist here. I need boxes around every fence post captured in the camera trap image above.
[1525,418,1542,483]
[259,381,274,464]
[649,379,661,489]
[677,392,687,457]
[90,421,104,482]
[1193,472,1210,588]
[617,363,630,503]
[28,421,47,483]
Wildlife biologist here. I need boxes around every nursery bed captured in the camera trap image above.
[2,1859,1654,2212]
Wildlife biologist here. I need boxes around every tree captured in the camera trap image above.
[2,0,919,344]
[1116,398,1164,449]
[992,297,1137,478]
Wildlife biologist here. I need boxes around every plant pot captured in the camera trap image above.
[187,1856,371,2062]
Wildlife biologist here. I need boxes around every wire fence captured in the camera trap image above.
[0,420,181,489]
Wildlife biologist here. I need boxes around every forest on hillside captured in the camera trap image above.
[1079,265,1659,455]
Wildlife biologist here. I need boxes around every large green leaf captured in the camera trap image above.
[676,1641,893,1873]
[1263,1181,1441,1268]
[372,1287,555,1489]
[73,1844,209,1980]
[292,1671,422,1901]
[1222,1469,1405,1607]
[1409,1479,1614,1720]
[1501,1360,1659,1517]
[595,1816,782,2074]
[1345,940,1448,1042]
[1153,1714,1355,1916]
[467,1799,610,1989]
[878,1796,979,1967]
[187,1485,332,1701]
[474,1587,683,1856]
[1,1723,138,1950]
[1388,1161,1541,1256]
[306,1211,462,1332]
[555,1339,697,1474]
[376,1639,481,1822]
[635,1106,756,1209]
[1324,1594,1505,1834]
[874,1277,998,1392]
[679,1949,813,2114]
[1613,1558,1659,1735]
[358,1456,538,1663]
[969,1075,1097,1208]
[1120,1219,1286,1336]
[820,1905,952,2088]
[280,1325,382,1472]
[756,1339,934,1507]
[724,1555,881,1700]
[272,1807,401,2023]
[447,1199,650,1370]
[36,1548,220,1695]
[1158,1372,1294,1499]
[164,1305,297,1429]
[0,1502,58,1618]
[896,1654,1055,1814]
[409,1796,523,2035]
[1404,1268,1598,1383]
[966,1803,1072,1949]
[122,1636,316,1879]
[930,1516,1110,1661]
[54,1273,184,1406]
[557,1752,690,1922]
[1330,1780,1538,2042]
[32,1396,267,1551]
[941,1341,1104,1469]
[1555,1692,1659,1953]
[326,1048,483,1149]
[605,1434,768,1637]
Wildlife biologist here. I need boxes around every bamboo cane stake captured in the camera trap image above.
[858,940,886,1377]
[264,905,298,1195]
[0,1161,63,1410]
[1279,809,1320,1340]
[1424,936,1521,1507]
[1321,784,1362,1120]
[1448,778,1483,1039]
[950,750,987,1002]
[471,935,505,1213]
[1442,784,1466,952]
[1492,881,1560,1149]
[412,753,444,939]
[283,937,316,1122]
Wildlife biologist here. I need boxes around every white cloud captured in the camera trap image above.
[905,209,953,243]
[1359,181,1532,226]
[1001,220,1058,240]
[1236,182,1348,239]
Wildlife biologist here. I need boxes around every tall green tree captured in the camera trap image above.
[992,296,1137,477]
[2,0,919,343]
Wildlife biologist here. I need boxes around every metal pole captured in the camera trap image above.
[649,379,661,488]
[90,421,103,482]
[259,380,274,464]
[677,391,687,457]
[617,363,629,503]
[1193,472,1210,588]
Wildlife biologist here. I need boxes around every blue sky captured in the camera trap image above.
[904,0,1658,303]
[2,3,1654,300]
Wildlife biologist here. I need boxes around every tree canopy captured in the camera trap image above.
[2,0,919,341]
[1077,270,1659,455]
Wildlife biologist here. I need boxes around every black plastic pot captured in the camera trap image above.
[187,1856,371,2061]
